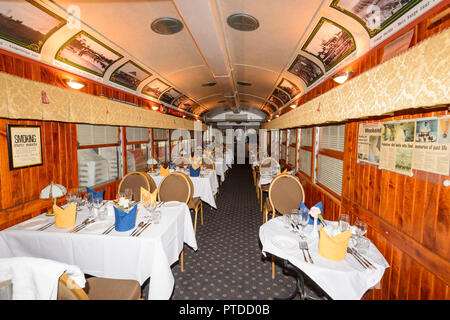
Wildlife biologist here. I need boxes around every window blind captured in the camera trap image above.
[317,154,344,196]
[153,128,168,140]
[77,124,118,146]
[288,146,296,165]
[300,128,313,147]
[126,127,149,143]
[320,124,345,151]
[299,149,311,176]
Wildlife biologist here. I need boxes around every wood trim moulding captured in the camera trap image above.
[0,72,200,131]
[262,28,450,130]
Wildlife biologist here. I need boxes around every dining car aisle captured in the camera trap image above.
[166,164,297,300]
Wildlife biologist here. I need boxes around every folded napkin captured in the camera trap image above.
[140,187,157,206]
[114,205,138,232]
[300,202,323,225]
[159,165,170,176]
[53,203,77,228]
[319,226,352,261]
[190,165,200,177]
[276,168,287,175]
[168,162,176,169]
[86,187,104,200]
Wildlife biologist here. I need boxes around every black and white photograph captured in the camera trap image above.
[159,87,181,104]
[288,54,324,86]
[109,61,151,91]
[55,31,123,77]
[277,78,301,99]
[0,0,66,53]
[302,18,355,71]
[331,0,421,38]
[172,94,189,108]
[142,78,170,99]
[268,95,283,109]
[272,88,291,105]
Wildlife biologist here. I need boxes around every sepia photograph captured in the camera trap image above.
[277,78,301,99]
[159,87,181,104]
[302,18,355,71]
[416,119,438,143]
[330,0,421,38]
[142,78,170,99]
[55,31,123,77]
[268,95,283,109]
[288,54,324,86]
[0,0,66,53]
[109,60,151,91]
[172,94,189,108]
[272,88,291,105]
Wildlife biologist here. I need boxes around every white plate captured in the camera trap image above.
[271,235,298,251]
[17,217,50,230]
[162,201,182,208]
[82,221,112,233]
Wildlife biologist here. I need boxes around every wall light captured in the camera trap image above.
[64,79,85,90]
[333,71,354,84]
[290,104,296,109]
[151,105,159,111]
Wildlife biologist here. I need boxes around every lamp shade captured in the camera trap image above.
[40,182,67,199]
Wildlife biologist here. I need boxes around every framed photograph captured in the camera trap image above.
[7,125,43,170]
[288,54,324,87]
[142,78,170,99]
[272,88,291,105]
[0,0,66,54]
[268,95,283,109]
[277,78,301,99]
[55,30,123,77]
[159,88,181,104]
[173,95,189,108]
[109,60,151,91]
[330,0,421,38]
[302,17,355,72]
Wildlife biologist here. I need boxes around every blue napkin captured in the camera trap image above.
[299,201,323,225]
[168,162,176,169]
[190,165,200,177]
[114,205,137,232]
[86,187,104,201]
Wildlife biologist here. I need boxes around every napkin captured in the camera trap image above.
[53,203,77,228]
[318,226,352,261]
[168,162,176,169]
[86,187,104,200]
[159,165,170,176]
[140,187,157,206]
[114,205,137,232]
[190,165,200,177]
[276,168,287,175]
[299,202,323,225]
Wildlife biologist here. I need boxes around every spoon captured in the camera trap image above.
[130,221,144,236]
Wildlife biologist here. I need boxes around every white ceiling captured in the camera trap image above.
[0,0,443,120]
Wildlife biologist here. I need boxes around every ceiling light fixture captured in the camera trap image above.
[64,79,85,90]
[333,71,354,84]
[227,13,260,32]
[151,17,184,35]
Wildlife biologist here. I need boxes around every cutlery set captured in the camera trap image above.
[347,247,376,270]
[130,221,151,237]
[299,241,314,264]
[69,218,96,233]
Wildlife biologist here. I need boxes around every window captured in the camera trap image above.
[77,124,120,187]
[152,128,169,163]
[298,127,313,177]
[280,130,287,162]
[316,124,345,197]
[125,127,150,172]
[287,129,297,169]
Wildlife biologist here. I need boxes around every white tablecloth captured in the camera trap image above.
[215,161,227,182]
[149,169,218,208]
[0,201,197,300]
[259,217,389,300]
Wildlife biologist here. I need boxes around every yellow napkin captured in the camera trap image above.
[276,168,287,175]
[193,163,200,170]
[53,203,77,228]
[140,187,157,205]
[318,227,352,261]
[189,156,195,163]
[160,165,170,176]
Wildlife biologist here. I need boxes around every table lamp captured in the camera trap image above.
[147,157,158,172]
[40,182,67,216]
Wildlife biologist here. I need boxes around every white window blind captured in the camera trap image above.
[126,127,149,143]
[288,146,296,165]
[288,129,296,145]
[320,124,345,151]
[280,145,286,160]
[299,149,311,176]
[153,128,168,140]
[317,154,344,196]
[300,128,313,147]
[77,124,118,146]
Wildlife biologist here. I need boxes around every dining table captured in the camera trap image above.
[148,168,218,209]
[0,200,197,300]
[214,160,228,182]
[259,217,389,300]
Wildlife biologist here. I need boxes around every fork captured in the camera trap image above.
[299,241,314,264]
[347,248,369,269]
[37,222,54,231]
[351,248,376,269]
[298,242,308,263]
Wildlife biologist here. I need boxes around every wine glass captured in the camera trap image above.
[124,188,133,201]
[354,219,367,238]
[86,193,94,218]
[298,208,310,238]
[338,213,350,232]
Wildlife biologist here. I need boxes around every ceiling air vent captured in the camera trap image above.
[151,17,184,35]
[201,82,216,87]
[227,13,259,32]
[237,81,252,86]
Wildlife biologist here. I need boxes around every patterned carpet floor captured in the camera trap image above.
[142,164,300,300]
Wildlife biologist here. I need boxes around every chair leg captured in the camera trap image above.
[271,256,275,279]
[194,209,198,235]
[260,191,264,212]
[200,203,204,225]
[181,250,184,272]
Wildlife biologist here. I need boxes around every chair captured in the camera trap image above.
[176,172,203,235]
[201,155,215,170]
[173,156,190,167]
[118,171,156,201]
[258,157,280,212]
[157,172,192,272]
[262,173,305,280]
[57,273,141,300]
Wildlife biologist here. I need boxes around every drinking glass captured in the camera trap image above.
[354,219,367,237]
[357,236,370,254]
[124,188,133,201]
[338,213,350,232]
[86,193,94,217]
[151,208,161,224]
[97,207,107,221]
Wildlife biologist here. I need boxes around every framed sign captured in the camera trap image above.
[7,125,43,170]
